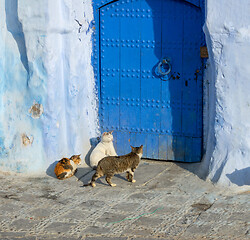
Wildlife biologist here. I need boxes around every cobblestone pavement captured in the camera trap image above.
[0,160,249,240]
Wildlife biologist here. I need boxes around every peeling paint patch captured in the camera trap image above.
[22,134,34,146]
[29,102,43,119]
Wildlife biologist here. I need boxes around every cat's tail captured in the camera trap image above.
[83,182,92,187]
[57,172,67,180]
[83,169,101,188]
[83,182,95,187]
[82,171,96,187]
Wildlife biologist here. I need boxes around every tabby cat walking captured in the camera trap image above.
[85,145,143,187]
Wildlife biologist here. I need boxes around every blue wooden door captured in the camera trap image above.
[95,0,204,162]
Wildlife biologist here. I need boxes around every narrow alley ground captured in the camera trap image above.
[0,160,249,240]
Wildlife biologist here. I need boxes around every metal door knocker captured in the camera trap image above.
[155,58,172,80]
[157,58,171,76]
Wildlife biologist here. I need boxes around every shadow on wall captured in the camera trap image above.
[84,137,100,167]
[226,167,250,186]
[5,0,30,75]
[46,161,58,179]
[177,163,250,186]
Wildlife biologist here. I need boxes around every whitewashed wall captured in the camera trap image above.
[0,0,98,172]
[0,0,249,187]
[202,0,250,186]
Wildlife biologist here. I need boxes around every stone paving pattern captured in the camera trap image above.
[0,160,249,240]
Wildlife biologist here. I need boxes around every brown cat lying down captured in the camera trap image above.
[85,145,143,187]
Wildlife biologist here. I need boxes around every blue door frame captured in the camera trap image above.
[92,0,206,162]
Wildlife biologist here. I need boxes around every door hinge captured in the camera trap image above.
[200,46,208,58]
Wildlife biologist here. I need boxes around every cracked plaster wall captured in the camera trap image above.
[0,0,98,173]
[201,0,250,187]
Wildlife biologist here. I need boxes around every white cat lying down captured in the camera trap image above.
[89,131,117,169]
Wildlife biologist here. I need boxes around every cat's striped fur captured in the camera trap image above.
[85,145,143,187]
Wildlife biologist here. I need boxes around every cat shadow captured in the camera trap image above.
[77,168,113,187]
[46,161,58,179]
[74,167,94,182]
[114,174,127,182]
[80,174,108,187]
[84,137,100,167]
